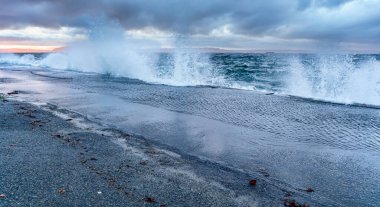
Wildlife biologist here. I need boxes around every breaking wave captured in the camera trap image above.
[286,54,380,106]
[0,53,39,66]
[1,52,379,106]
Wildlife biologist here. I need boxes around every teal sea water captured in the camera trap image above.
[1,52,380,106]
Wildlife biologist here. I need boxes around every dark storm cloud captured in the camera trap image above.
[0,0,379,44]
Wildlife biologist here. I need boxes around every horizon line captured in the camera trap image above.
[1,47,379,54]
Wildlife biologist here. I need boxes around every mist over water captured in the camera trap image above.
[0,20,379,106]
[41,19,156,81]
[37,19,230,88]
[0,53,39,66]
[286,54,380,106]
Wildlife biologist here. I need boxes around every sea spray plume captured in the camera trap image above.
[155,35,224,86]
[286,56,313,98]
[0,53,38,66]
[151,49,214,86]
[286,54,380,106]
[40,19,223,86]
[345,58,380,105]
[41,17,156,81]
[40,53,68,69]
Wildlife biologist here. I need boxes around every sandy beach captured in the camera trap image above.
[0,95,276,207]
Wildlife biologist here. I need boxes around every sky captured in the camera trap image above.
[0,0,380,53]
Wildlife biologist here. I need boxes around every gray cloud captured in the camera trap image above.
[0,0,379,47]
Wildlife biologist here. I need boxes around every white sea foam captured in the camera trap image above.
[41,20,157,81]
[0,18,250,91]
[152,49,226,86]
[286,55,380,106]
[35,20,226,88]
[0,53,38,66]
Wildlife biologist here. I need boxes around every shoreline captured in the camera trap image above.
[0,96,284,206]
[1,66,379,206]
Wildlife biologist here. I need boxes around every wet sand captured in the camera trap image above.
[0,96,280,207]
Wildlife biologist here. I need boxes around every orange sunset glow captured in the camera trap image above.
[0,45,64,53]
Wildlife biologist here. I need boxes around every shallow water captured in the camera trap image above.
[0,67,379,206]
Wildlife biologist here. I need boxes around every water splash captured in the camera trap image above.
[0,53,38,66]
[37,19,226,87]
[286,54,380,106]
[152,49,225,86]
[0,17,255,90]
[41,19,156,81]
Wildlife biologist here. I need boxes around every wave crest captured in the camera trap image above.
[286,55,380,106]
[1,52,379,106]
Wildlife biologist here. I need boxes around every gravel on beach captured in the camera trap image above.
[0,97,267,207]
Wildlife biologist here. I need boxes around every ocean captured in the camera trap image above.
[0,52,379,206]
[1,52,380,106]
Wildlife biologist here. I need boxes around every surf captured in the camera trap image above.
[285,54,380,106]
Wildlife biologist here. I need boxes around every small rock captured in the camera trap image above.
[140,160,147,165]
[249,179,257,186]
[306,187,314,193]
[284,192,293,197]
[31,120,43,126]
[284,198,310,207]
[25,112,36,118]
[7,91,19,95]
[109,177,116,186]
[57,188,65,194]
[144,197,156,203]
[258,167,270,177]
[53,134,62,138]
[117,187,124,193]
